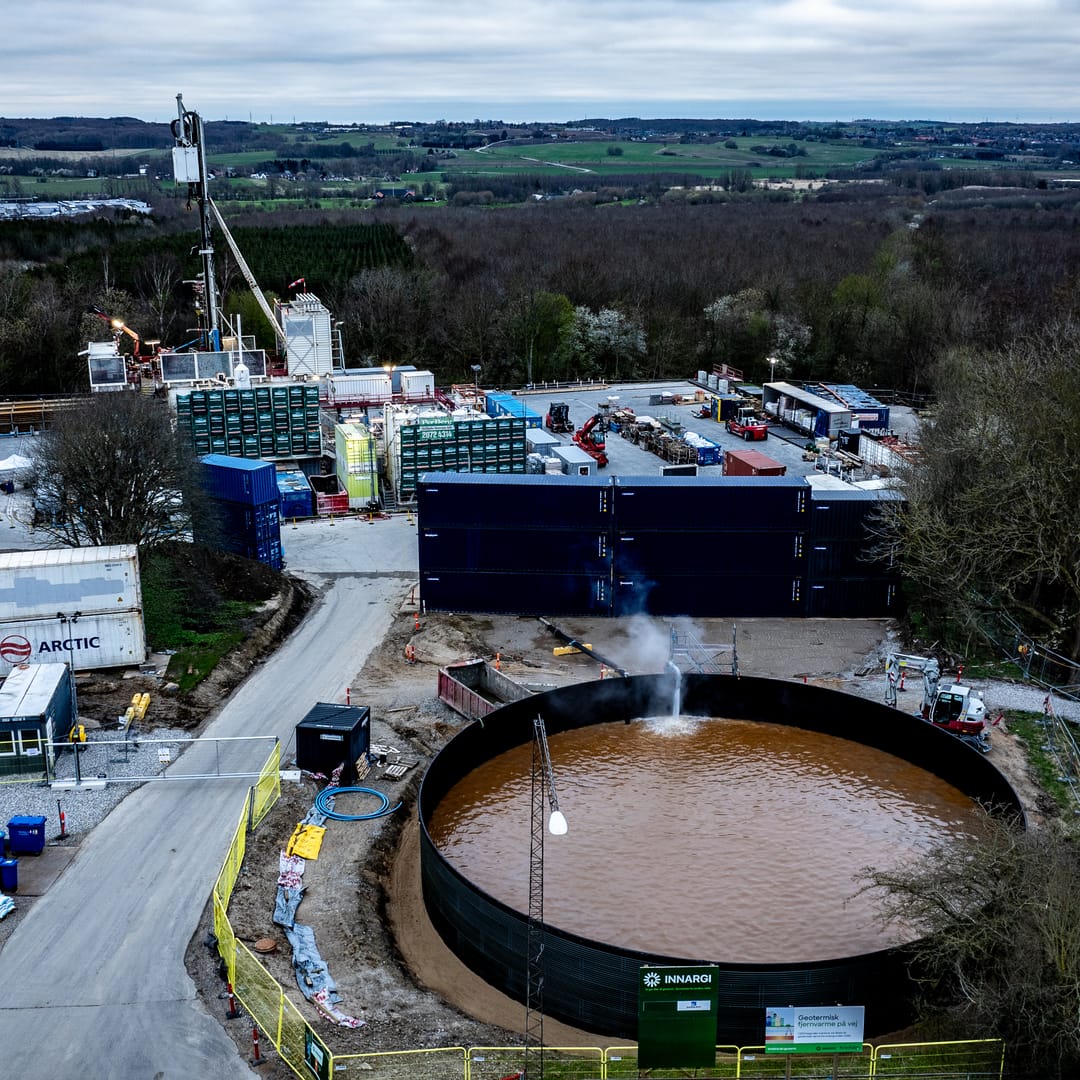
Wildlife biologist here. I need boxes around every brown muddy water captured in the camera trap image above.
[428,716,981,963]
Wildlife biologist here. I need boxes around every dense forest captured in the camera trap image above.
[2,177,1080,398]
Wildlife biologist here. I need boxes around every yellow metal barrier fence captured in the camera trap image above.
[334,1047,468,1079]
[210,745,1007,1080]
[736,1046,873,1077]
[871,1038,1005,1077]
[469,1045,604,1080]
[250,739,280,830]
[604,1045,740,1077]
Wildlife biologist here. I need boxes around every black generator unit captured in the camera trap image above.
[294,703,371,776]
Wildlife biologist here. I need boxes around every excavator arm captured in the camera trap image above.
[884,653,939,713]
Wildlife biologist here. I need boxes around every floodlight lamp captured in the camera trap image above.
[548,810,568,836]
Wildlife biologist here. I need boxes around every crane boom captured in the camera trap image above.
[207,197,287,349]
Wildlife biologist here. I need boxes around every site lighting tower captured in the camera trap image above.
[524,715,567,1080]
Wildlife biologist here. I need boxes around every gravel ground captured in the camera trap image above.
[0,726,211,941]
[0,726,202,844]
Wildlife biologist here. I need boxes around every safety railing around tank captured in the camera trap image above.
[210,752,1005,1079]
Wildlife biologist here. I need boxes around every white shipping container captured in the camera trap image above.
[326,374,393,405]
[400,370,435,401]
[0,545,141,623]
[0,610,147,677]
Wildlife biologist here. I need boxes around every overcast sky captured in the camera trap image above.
[5,0,1079,125]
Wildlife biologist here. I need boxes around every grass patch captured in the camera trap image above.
[1004,709,1077,810]
[141,542,278,694]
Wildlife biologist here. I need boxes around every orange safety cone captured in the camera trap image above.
[345,687,351,705]
[225,981,240,1020]
[414,612,420,631]
[600,664,607,679]
[495,652,501,671]
[898,668,907,692]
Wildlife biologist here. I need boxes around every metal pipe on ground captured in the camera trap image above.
[537,617,631,677]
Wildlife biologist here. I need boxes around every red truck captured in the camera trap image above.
[722,448,787,477]
[725,406,769,441]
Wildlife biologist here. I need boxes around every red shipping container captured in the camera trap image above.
[722,449,787,477]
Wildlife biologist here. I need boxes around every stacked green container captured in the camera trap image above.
[397,416,526,496]
[176,384,325,462]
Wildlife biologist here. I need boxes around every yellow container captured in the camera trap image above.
[335,422,379,507]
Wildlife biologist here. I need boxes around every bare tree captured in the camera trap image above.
[883,322,1080,658]
[27,393,207,548]
[861,813,1080,1078]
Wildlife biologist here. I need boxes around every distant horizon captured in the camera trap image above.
[4,106,1078,129]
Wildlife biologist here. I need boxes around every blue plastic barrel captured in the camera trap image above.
[0,858,17,892]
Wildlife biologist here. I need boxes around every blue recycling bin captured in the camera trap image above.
[0,858,16,893]
[7,816,46,855]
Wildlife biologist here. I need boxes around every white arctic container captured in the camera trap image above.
[0,544,142,623]
[0,610,147,677]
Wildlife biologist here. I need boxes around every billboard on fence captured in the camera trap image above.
[764,1005,864,1054]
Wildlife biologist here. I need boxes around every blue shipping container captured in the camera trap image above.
[201,455,278,507]
[614,475,809,532]
[418,473,613,531]
[277,469,315,519]
[613,572,804,618]
[421,570,608,617]
[615,529,804,575]
[419,526,612,574]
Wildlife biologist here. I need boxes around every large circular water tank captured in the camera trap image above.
[419,673,1022,1044]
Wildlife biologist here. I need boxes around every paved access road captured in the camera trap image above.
[0,514,418,1078]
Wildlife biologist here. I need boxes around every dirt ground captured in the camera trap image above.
[184,592,1052,1074]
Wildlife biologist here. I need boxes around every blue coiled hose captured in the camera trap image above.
[314,785,401,821]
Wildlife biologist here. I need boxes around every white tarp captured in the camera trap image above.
[0,455,31,472]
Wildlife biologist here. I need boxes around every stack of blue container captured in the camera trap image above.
[804,487,903,616]
[200,455,284,570]
[484,392,543,429]
[418,473,612,616]
[610,475,808,616]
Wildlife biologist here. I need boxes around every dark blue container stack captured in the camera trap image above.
[418,474,613,615]
[611,476,808,617]
[804,488,903,616]
[277,469,315,520]
[199,455,284,570]
[416,474,901,620]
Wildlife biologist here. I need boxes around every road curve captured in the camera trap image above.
[0,571,406,1078]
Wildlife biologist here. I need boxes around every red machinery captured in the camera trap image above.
[573,413,609,468]
[725,406,769,441]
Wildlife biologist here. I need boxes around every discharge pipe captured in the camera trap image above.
[537,617,631,677]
